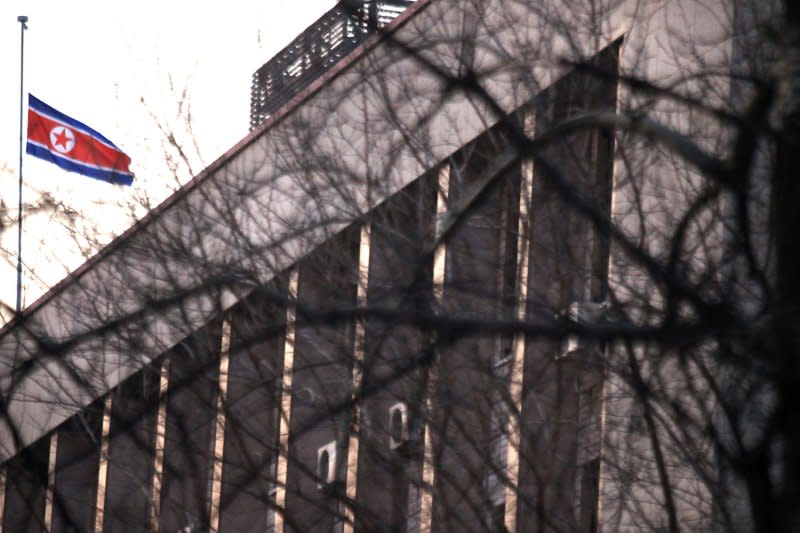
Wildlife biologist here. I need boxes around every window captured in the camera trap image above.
[389,402,409,451]
[317,441,337,488]
[578,458,600,532]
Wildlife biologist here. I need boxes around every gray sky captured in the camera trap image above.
[0,0,337,316]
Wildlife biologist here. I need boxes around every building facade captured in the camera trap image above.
[0,0,770,532]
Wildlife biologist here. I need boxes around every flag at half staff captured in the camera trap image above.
[26,94,134,186]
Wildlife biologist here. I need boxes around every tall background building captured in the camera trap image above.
[249,1,414,130]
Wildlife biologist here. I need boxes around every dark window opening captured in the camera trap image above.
[579,458,600,533]
[391,409,405,444]
[319,450,330,482]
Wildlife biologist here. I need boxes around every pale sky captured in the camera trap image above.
[0,0,337,319]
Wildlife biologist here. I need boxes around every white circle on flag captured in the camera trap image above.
[49,126,76,154]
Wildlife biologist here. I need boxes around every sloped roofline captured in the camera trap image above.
[0,0,432,340]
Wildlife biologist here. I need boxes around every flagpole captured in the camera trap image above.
[16,15,28,314]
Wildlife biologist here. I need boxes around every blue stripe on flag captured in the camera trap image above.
[26,143,134,186]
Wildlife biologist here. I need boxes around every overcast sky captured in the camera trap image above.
[0,0,337,316]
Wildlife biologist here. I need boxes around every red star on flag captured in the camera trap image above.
[52,128,71,150]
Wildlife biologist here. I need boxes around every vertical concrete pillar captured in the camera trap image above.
[150,358,170,532]
[504,112,535,533]
[274,268,299,533]
[209,318,232,533]
[419,163,450,533]
[343,223,372,533]
[94,395,112,533]
[43,432,58,530]
[0,465,5,531]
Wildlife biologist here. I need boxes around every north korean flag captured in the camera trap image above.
[26,94,134,186]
